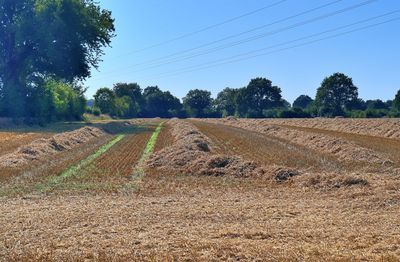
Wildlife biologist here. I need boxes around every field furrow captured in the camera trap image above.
[191,120,342,173]
[276,124,400,166]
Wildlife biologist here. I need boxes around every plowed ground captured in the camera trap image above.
[57,125,157,192]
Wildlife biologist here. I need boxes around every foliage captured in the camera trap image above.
[393,89,400,112]
[263,108,311,118]
[94,88,115,114]
[293,95,313,109]
[214,87,239,117]
[113,83,143,117]
[142,86,182,118]
[242,78,283,117]
[365,99,390,110]
[92,107,101,116]
[183,89,213,117]
[26,79,86,124]
[314,73,359,117]
[0,0,115,120]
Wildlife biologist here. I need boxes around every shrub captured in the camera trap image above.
[92,107,101,116]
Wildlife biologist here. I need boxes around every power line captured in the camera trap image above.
[98,0,378,78]
[109,0,288,59]
[149,16,399,79]
[104,0,344,73]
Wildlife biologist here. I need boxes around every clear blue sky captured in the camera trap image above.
[84,0,400,103]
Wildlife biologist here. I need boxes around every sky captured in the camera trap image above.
[84,0,400,103]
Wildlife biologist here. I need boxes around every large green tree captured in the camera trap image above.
[215,87,238,117]
[143,86,182,118]
[314,73,358,117]
[113,83,143,117]
[238,78,283,117]
[183,89,213,118]
[0,0,115,118]
[94,87,115,114]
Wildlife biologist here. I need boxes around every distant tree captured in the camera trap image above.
[142,86,182,117]
[277,108,311,118]
[365,99,389,110]
[347,98,366,111]
[385,100,393,109]
[215,87,238,117]
[112,96,132,118]
[393,90,400,112]
[281,99,291,109]
[113,83,143,117]
[94,88,115,114]
[235,87,250,117]
[293,95,313,109]
[183,89,213,117]
[314,73,358,117]
[242,78,283,117]
[0,0,115,119]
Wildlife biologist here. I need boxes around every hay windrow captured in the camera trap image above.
[146,120,297,179]
[266,118,400,139]
[203,119,391,165]
[0,126,105,167]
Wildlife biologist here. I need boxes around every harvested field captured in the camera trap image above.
[277,124,400,166]
[267,118,400,139]
[191,120,342,173]
[0,127,105,168]
[147,119,293,178]
[0,118,400,260]
[201,119,393,170]
[55,125,157,192]
[1,175,399,261]
[0,132,51,156]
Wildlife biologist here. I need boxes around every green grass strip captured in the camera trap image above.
[139,123,163,165]
[39,134,125,192]
[129,122,163,185]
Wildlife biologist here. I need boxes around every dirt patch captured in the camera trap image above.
[147,120,296,179]
[0,127,105,167]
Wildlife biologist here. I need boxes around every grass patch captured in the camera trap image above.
[125,122,164,191]
[37,135,125,193]
[139,123,163,165]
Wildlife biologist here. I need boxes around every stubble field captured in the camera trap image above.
[0,118,399,261]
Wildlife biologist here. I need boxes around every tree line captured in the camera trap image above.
[93,73,400,119]
[1,1,399,123]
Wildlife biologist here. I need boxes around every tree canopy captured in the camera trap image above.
[183,89,213,118]
[293,95,313,109]
[0,0,115,120]
[314,73,358,117]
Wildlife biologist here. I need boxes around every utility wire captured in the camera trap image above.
[150,17,399,79]
[110,0,288,59]
[98,0,378,78]
[105,0,344,72]
[149,10,399,78]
